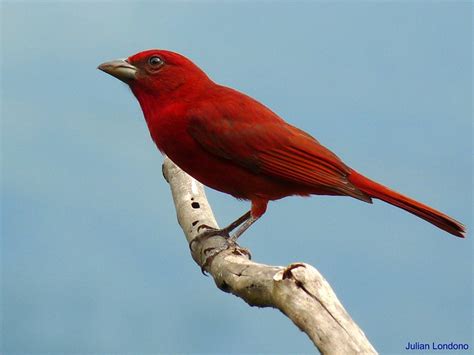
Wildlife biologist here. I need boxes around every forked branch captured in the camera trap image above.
[162,157,377,354]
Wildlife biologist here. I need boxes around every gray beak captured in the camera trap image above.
[98,59,137,84]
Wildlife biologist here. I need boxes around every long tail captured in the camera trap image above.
[348,169,465,238]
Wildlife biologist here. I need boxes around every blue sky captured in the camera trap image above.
[1,1,472,354]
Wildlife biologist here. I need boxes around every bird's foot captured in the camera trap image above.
[189,225,243,275]
[189,224,232,253]
[189,212,256,274]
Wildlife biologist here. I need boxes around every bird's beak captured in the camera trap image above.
[98,59,137,84]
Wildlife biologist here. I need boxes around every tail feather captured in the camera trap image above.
[348,170,466,238]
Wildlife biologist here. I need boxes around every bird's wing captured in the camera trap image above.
[188,111,371,202]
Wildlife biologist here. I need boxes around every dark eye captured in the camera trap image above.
[148,56,164,67]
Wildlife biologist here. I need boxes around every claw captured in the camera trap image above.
[189,227,231,252]
[189,211,257,276]
[197,224,217,233]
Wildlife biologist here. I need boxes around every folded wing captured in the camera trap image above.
[188,110,371,202]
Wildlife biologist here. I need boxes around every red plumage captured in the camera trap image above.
[99,49,465,238]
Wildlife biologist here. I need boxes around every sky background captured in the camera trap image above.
[1,1,472,354]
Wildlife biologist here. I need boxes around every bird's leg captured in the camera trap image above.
[190,211,252,248]
[228,216,259,243]
[220,210,252,235]
[226,198,266,242]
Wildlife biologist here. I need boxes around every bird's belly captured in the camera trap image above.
[164,142,311,201]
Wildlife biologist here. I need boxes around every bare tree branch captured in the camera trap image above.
[162,157,377,354]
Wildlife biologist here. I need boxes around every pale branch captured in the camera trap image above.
[162,157,377,354]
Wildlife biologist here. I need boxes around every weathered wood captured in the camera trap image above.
[163,157,377,354]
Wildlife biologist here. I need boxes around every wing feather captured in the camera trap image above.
[187,98,371,202]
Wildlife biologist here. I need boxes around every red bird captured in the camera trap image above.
[99,49,465,239]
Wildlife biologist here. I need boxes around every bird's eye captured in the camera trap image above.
[148,56,164,67]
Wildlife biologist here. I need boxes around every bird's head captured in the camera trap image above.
[98,49,211,97]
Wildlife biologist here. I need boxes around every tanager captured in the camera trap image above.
[98,49,465,240]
